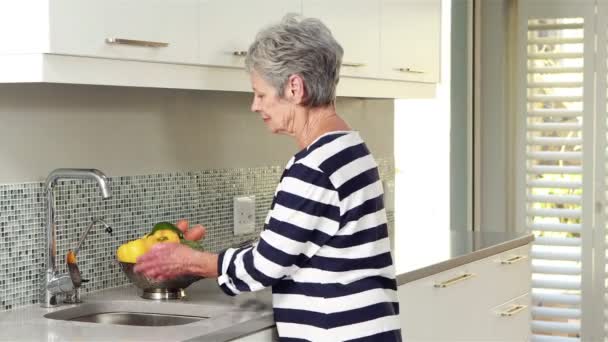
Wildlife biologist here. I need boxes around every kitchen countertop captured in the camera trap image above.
[0,231,533,341]
[0,279,275,342]
[395,231,534,285]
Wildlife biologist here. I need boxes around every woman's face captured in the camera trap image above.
[250,71,295,135]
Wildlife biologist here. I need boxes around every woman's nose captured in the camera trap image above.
[251,98,260,113]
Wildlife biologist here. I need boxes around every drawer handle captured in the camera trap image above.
[342,62,366,67]
[233,51,248,57]
[433,273,475,288]
[500,255,528,265]
[395,67,425,74]
[499,304,527,317]
[105,38,169,48]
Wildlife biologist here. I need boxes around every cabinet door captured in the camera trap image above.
[48,0,199,64]
[303,0,380,79]
[199,0,301,68]
[380,0,440,83]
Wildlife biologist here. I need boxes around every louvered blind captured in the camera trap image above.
[525,18,585,342]
[600,3,608,340]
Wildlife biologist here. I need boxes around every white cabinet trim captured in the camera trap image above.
[0,54,435,99]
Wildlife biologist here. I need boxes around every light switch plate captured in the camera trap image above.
[233,195,255,235]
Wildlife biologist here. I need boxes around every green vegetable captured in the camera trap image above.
[148,221,184,239]
[180,238,204,251]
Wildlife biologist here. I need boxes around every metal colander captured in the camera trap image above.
[118,261,202,291]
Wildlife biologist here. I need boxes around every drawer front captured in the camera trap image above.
[486,293,532,341]
[48,0,199,64]
[399,244,532,341]
[399,264,486,341]
[486,244,532,305]
[439,243,531,311]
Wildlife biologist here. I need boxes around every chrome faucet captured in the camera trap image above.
[41,168,112,308]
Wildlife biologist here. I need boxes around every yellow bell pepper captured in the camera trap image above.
[116,238,149,263]
[146,229,180,246]
[116,226,181,263]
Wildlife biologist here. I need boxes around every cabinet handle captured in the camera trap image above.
[500,255,528,265]
[105,38,169,48]
[433,273,475,288]
[499,304,527,317]
[342,62,366,67]
[233,51,248,57]
[395,67,425,74]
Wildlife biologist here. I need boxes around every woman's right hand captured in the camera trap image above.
[176,219,206,241]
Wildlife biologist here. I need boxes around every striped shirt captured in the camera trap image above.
[217,131,401,341]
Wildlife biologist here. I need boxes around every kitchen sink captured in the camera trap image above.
[44,301,217,327]
[65,311,207,326]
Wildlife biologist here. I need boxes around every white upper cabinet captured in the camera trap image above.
[380,0,441,83]
[0,0,439,98]
[47,0,199,64]
[199,0,301,68]
[302,0,380,79]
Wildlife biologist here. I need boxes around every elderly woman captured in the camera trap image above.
[135,15,401,341]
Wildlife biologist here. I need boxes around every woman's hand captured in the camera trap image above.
[176,219,206,241]
[134,243,195,280]
[134,243,219,280]
[133,219,217,280]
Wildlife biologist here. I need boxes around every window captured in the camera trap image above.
[515,1,604,340]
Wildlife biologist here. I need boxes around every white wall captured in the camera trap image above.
[0,84,393,183]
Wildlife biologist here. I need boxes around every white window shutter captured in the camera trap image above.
[516,1,596,341]
[595,2,608,341]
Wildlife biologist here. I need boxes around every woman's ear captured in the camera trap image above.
[285,74,307,105]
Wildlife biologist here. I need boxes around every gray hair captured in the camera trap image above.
[245,14,343,107]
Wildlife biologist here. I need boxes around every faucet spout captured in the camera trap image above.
[41,168,112,308]
[74,218,113,257]
[45,168,112,199]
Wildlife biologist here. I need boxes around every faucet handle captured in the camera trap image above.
[66,250,83,288]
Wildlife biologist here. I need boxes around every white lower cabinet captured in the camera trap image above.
[487,293,532,342]
[230,327,278,342]
[398,243,532,341]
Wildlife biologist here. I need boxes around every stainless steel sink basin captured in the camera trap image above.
[44,301,217,327]
[41,299,276,341]
[67,311,207,326]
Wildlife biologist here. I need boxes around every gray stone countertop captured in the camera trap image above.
[395,231,534,285]
[0,231,533,341]
[0,279,274,342]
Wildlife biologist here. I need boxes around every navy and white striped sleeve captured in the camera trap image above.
[217,163,341,296]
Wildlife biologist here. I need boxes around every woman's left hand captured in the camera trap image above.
[176,219,206,241]
[134,242,200,280]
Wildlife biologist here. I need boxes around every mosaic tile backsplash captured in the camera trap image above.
[0,159,394,312]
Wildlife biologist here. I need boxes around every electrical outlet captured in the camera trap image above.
[233,195,255,236]
[382,180,395,211]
